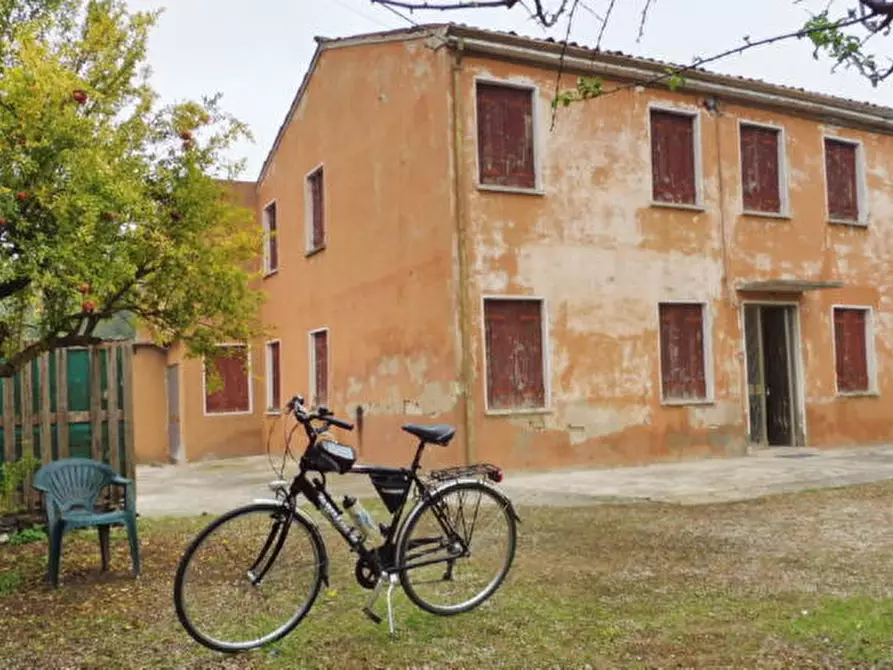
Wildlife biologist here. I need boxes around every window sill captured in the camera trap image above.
[661,398,715,407]
[485,407,552,417]
[828,218,868,228]
[204,410,253,417]
[650,200,707,213]
[265,409,282,416]
[836,390,879,398]
[477,183,544,197]
[305,245,326,258]
[263,269,279,279]
[742,210,791,221]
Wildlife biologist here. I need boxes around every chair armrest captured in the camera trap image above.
[110,476,136,513]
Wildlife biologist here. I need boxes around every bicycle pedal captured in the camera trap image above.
[362,606,382,624]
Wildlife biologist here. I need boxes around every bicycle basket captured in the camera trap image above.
[370,471,411,513]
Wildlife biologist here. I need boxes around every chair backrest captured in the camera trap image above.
[33,458,117,514]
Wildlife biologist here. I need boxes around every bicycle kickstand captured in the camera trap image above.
[362,571,399,637]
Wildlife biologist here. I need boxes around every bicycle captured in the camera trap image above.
[173,394,519,653]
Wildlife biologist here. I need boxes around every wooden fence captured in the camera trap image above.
[0,342,135,511]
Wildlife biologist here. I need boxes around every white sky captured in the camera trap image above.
[124,0,893,179]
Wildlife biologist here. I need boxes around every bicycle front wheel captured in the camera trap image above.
[397,480,516,616]
[173,502,326,653]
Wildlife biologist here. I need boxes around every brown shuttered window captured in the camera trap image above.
[834,308,870,393]
[740,124,782,213]
[476,83,535,189]
[264,202,278,273]
[308,167,325,251]
[266,341,281,411]
[650,110,697,205]
[825,139,860,222]
[205,346,250,414]
[659,303,707,401]
[311,330,328,407]
[484,299,546,410]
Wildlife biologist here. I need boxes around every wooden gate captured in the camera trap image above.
[0,342,135,511]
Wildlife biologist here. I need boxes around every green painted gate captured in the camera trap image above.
[0,342,135,510]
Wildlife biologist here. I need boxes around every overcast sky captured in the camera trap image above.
[124,0,893,179]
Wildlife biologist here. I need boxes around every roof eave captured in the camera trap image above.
[445,25,893,133]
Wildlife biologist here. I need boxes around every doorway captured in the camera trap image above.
[743,303,804,446]
[167,364,182,462]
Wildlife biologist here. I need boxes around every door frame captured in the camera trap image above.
[166,363,184,463]
[739,300,807,447]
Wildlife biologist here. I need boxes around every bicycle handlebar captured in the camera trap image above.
[285,395,355,432]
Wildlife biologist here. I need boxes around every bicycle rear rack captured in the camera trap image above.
[428,463,503,483]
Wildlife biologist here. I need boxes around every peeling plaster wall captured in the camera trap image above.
[257,38,463,468]
[459,56,893,470]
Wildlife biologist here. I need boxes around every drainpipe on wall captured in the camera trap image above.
[709,96,733,303]
[450,40,476,466]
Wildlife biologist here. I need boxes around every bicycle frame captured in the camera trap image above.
[284,437,459,581]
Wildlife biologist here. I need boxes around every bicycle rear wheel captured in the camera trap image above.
[173,502,326,653]
[397,480,516,616]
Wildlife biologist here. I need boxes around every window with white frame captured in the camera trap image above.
[824,137,864,224]
[306,167,325,253]
[309,329,328,408]
[476,82,536,189]
[650,108,698,206]
[483,298,546,411]
[658,302,710,402]
[833,307,874,393]
[204,344,251,415]
[265,340,281,412]
[262,201,278,275]
[740,123,785,215]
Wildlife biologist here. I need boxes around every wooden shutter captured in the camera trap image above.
[825,139,859,221]
[268,342,280,410]
[476,83,535,189]
[740,125,781,213]
[484,299,545,410]
[834,309,869,392]
[266,203,278,271]
[205,346,250,413]
[312,331,328,407]
[659,304,706,400]
[309,169,325,250]
[651,110,696,205]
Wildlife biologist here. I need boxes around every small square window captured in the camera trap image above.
[204,345,251,415]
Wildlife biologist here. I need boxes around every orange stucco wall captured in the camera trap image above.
[257,36,464,469]
[456,54,893,469]
[130,180,264,464]
[132,344,169,464]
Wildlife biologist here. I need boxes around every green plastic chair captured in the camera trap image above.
[32,457,140,588]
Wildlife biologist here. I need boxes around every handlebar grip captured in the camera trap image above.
[327,417,354,431]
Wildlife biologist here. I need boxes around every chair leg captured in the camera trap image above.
[98,525,110,572]
[124,515,141,577]
[48,522,66,588]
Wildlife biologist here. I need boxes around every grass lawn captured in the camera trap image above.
[2,481,893,668]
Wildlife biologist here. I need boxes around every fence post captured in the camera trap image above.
[56,349,69,459]
[122,344,136,490]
